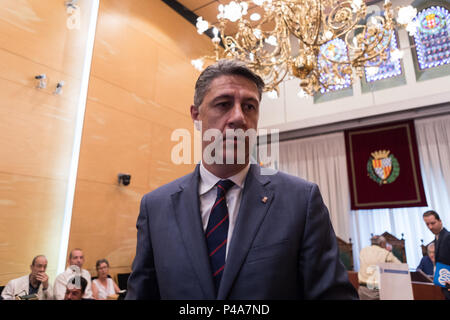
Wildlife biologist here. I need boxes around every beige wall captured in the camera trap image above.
[0,0,212,285]
[0,0,95,284]
[67,0,211,280]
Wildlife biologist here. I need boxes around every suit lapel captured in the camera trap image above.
[218,164,274,299]
[171,165,216,299]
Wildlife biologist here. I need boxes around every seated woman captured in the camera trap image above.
[416,242,435,277]
[92,259,121,300]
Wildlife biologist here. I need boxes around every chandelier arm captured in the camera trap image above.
[359,29,394,65]
[312,0,323,46]
[322,1,367,46]
[264,63,290,92]
[282,4,314,46]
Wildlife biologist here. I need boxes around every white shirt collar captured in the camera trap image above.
[199,162,250,196]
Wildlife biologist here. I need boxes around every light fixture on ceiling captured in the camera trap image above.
[192,0,418,96]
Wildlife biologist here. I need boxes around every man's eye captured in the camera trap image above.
[216,102,230,108]
[244,104,256,111]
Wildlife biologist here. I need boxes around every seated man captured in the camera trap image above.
[64,276,88,300]
[416,242,435,276]
[358,235,401,300]
[1,255,53,300]
[53,248,92,299]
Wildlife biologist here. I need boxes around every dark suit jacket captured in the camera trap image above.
[436,228,450,266]
[126,164,358,300]
[435,228,450,300]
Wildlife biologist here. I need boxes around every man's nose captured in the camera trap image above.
[227,103,246,128]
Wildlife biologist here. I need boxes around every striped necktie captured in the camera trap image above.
[205,179,234,294]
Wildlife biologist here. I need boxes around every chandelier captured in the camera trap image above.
[192,0,418,97]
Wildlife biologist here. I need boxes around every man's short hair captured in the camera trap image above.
[31,255,46,266]
[370,235,386,247]
[67,276,88,294]
[193,59,265,108]
[69,248,83,260]
[423,210,440,221]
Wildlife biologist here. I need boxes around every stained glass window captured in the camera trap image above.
[364,32,403,82]
[413,6,450,70]
[318,38,352,93]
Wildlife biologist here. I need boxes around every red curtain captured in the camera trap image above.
[344,120,427,210]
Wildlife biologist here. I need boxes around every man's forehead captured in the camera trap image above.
[208,75,259,96]
[34,256,47,265]
[71,250,83,257]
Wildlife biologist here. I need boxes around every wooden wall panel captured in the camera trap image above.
[89,12,158,103]
[75,100,152,188]
[155,48,198,115]
[70,179,147,276]
[0,0,91,79]
[0,172,66,284]
[0,0,96,285]
[68,0,212,278]
[0,78,75,180]
[149,124,195,190]
[0,48,81,99]
[87,76,192,130]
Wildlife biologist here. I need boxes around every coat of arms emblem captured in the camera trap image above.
[367,150,400,185]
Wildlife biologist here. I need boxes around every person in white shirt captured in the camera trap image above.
[92,259,121,300]
[358,235,401,300]
[53,248,93,300]
[1,255,53,300]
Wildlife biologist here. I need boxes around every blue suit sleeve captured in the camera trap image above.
[299,184,358,300]
[125,195,160,300]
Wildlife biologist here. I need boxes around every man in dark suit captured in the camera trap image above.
[423,210,450,299]
[126,59,358,300]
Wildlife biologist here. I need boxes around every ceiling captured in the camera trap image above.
[177,1,231,26]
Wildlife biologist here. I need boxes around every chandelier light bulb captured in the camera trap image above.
[253,28,262,39]
[397,6,417,25]
[196,17,209,34]
[223,1,244,22]
[240,2,249,15]
[351,0,363,13]
[267,90,278,99]
[253,0,264,5]
[366,66,379,77]
[250,13,261,21]
[265,35,277,46]
[191,59,204,71]
[390,49,404,62]
[405,19,419,36]
[297,89,307,98]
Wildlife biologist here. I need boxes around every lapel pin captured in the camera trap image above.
[262,196,268,204]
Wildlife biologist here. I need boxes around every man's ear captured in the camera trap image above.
[191,105,202,131]
[190,105,199,121]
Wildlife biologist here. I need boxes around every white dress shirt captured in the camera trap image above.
[199,163,250,259]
